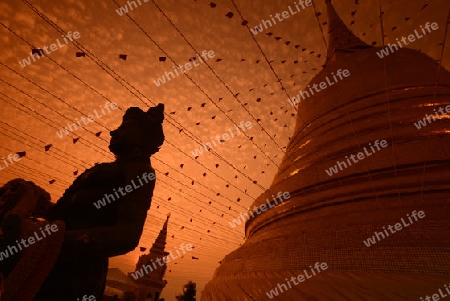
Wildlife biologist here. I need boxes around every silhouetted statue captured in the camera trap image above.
[0,104,165,301]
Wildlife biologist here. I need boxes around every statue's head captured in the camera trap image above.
[109,103,165,159]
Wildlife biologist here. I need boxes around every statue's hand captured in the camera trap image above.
[77,234,98,244]
[56,228,104,262]
[78,234,90,243]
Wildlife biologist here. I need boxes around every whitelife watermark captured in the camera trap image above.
[77,295,95,301]
[93,171,155,209]
[288,69,350,107]
[0,153,21,171]
[191,121,253,157]
[18,31,81,68]
[0,223,59,261]
[325,139,388,177]
[376,22,439,59]
[228,191,290,228]
[266,262,328,299]
[414,104,450,130]
[130,243,194,280]
[56,102,118,138]
[250,0,313,35]
[363,210,425,247]
[115,0,149,16]
[420,283,450,301]
[153,50,216,87]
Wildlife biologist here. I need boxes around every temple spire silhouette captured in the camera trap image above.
[150,213,169,256]
[131,214,170,301]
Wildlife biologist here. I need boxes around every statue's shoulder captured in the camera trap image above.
[72,161,154,189]
[121,161,154,175]
[66,163,124,192]
[80,162,122,178]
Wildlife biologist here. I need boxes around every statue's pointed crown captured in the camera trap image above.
[123,103,164,124]
[121,104,165,154]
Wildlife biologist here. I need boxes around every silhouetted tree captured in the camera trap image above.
[175,281,196,301]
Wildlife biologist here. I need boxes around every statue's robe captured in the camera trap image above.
[34,160,155,300]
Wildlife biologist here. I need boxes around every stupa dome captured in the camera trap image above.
[202,1,450,300]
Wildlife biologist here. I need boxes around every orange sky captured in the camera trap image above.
[0,0,448,299]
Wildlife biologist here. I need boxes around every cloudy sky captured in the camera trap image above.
[0,0,448,299]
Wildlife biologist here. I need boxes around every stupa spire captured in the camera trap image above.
[152,213,170,253]
[133,214,170,272]
[325,0,370,65]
